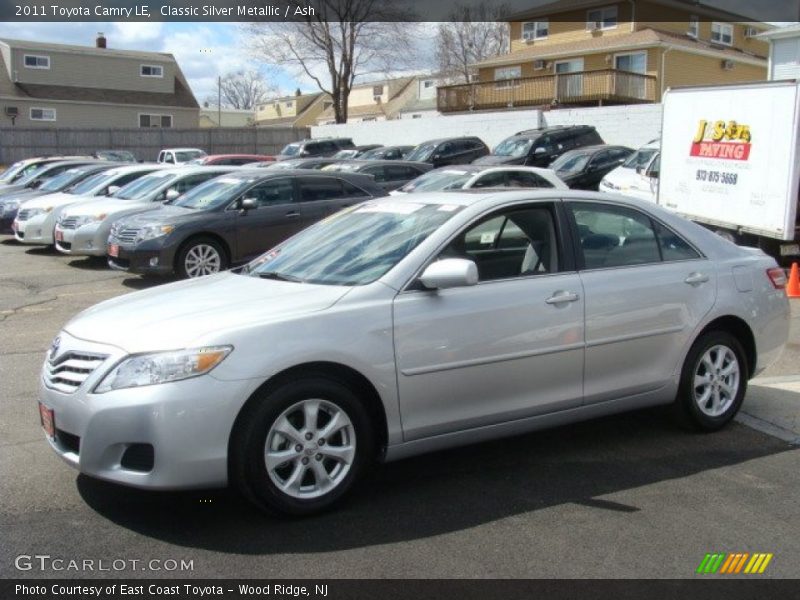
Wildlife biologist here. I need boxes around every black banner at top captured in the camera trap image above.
[1,0,799,22]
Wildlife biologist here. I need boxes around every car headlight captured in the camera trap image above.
[68,214,107,228]
[94,346,232,393]
[25,207,52,218]
[135,224,175,244]
[2,200,20,215]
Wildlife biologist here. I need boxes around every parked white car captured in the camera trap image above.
[390,165,567,195]
[12,164,168,246]
[599,139,660,202]
[157,148,207,165]
[54,166,239,257]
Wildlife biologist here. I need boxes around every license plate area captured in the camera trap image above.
[779,243,800,257]
[39,402,55,439]
[55,230,63,242]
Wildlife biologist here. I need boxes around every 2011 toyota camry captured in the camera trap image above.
[38,191,790,515]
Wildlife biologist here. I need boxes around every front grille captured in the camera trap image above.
[17,209,32,221]
[60,217,79,230]
[43,351,108,394]
[111,227,140,245]
[56,428,80,455]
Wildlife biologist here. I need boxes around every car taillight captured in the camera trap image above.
[766,267,787,289]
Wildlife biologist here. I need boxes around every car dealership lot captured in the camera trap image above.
[1,235,799,579]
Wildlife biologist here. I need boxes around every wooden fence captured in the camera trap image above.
[0,126,310,164]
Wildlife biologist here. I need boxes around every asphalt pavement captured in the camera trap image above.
[1,236,799,579]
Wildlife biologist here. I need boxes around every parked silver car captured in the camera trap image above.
[38,191,789,515]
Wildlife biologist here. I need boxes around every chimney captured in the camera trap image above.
[96,33,107,49]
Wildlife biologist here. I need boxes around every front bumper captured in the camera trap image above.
[14,213,55,245]
[38,332,259,490]
[106,238,177,275]
[54,222,107,256]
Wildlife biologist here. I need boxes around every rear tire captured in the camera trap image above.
[176,236,228,279]
[230,376,374,516]
[674,331,747,431]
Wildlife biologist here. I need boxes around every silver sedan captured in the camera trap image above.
[38,191,790,515]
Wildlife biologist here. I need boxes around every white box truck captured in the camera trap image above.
[658,80,800,264]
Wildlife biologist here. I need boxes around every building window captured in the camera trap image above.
[494,65,522,88]
[522,20,549,40]
[285,101,293,108]
[423,80,435,88]
[412,114,422,119]
[711,22,734,45]
[140,65,164,78]
[587,6,618,30]
[139,113,173,128]
[688,15,699,38]
[24,55,50,69]
[372,85,384,96]
[29,107,56,121]
[361,117,377,122]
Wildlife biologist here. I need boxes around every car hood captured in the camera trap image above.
[18,191,88,209]
[0,189,42,204]
[64,272,352,353]
[472,155,523,166]
[116,204,204,228]
[62,197,155,218]
[601,166,637,188]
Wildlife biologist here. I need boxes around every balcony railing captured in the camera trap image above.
[437,69,657,113]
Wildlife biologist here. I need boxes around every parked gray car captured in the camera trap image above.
[38,191,789,515]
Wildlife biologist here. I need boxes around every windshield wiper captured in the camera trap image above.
[257,271,304,283]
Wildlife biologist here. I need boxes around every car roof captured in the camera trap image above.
[416,136,483,144]
[104,163,171,175]
[203,154,272,159]
[345,159,430,168]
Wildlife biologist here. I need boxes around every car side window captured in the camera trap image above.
[244,178,295,208]
[654,221,700,261]
[363,166,386,182]
[589,151,611,168]
[570,202,661,269]
[508,171,553,188]
[340,179,371,198]
[386,165,418,180]
[298,176,346,201]
[438,205,560,281]
[471,172,507,188]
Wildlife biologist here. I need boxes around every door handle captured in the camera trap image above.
[545,291,580,305]
[684,272,709,285]
[285,211,300,218]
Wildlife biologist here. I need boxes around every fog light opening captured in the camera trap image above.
[149,257,159,267]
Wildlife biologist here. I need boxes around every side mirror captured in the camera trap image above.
[30,179,42,189]
[646,168,660,179]
[107,185,120,195]
[419,258,478,290]
[164,188,180,201]
[533,147,547,156]
[240,197,258,211]
[299,150,310,157]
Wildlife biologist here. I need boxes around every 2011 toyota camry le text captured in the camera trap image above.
[38,190,790,515]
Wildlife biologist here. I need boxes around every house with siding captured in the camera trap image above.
[398,74,447,119]
[315,77,415,125]
[437,0,772,113]
[0,34,199,128]
[756,24,800,80]
[255,91,328,128]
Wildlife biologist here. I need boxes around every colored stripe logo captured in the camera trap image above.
[696,553,773,574]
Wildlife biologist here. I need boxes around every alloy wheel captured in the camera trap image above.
[693,344,740,417]
[184,243,221,277]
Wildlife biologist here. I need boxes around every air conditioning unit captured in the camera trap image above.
[744,26,758,38]
[722,59,735,70]
[4,106,18,117]
[534,59,546,70]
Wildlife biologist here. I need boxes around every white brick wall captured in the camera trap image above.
[311,104,663,151]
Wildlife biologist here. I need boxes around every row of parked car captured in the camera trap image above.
[0,126,659,281]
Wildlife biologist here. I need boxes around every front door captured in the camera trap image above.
[555,58,584,100]
[614,52,647,99]
[234,177,299,261]
[393,202,585,441]
[567,200,715,404]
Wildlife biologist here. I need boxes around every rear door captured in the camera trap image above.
[233,177,299,261]
[567,200,715,405]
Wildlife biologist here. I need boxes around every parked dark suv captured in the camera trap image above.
[473,125,604,168]
[276,138,355,161]
[107,170,384,278]
[551,144,634,190]
[404,137,489,168]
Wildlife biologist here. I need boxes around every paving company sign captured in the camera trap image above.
[690,120,752,161]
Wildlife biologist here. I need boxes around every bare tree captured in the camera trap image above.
[436,4,511,84]
[207,70,275,110]
[244,0,418,123]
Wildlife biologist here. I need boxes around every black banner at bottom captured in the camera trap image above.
[3,579,799,600]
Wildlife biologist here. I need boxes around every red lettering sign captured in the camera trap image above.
[689,141,751,161]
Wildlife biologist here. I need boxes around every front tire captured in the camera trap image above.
[176,237,228,279]
[675,331,747,431]
[230,377,374,516]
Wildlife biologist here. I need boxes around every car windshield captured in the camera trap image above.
[112,172,176,200]
[38,167,94,192]
[399,169,473,193]
[246,201,463,286]
[404,143,437,162]
[67,170,119,195]
[175,150,206,162]
[552,152,590,174]
[622,148,659,169]
[0,161,25,183]
[171,176,251,210]
[332,150,355,159]
[280,143,302,157]
[16,164,56,185]
[493,138,534,157]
